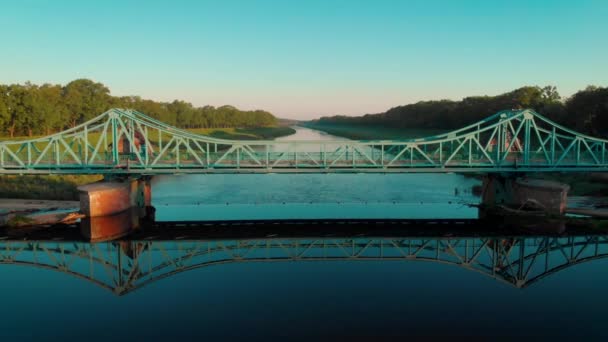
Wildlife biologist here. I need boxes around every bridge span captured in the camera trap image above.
[0,108,607,174]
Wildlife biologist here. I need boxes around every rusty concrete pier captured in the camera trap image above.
[77,176,152,241]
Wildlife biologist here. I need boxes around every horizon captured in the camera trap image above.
[1,0,607,120]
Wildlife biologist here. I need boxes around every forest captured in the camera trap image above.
[312,86,608,137]
[0,79,278,137]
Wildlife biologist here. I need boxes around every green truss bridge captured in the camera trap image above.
[1,108,606,174]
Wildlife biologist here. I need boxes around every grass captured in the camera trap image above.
[303,122,445,140]
[0,126,296,143]
[0,175,103,201]
[189,126,296,140]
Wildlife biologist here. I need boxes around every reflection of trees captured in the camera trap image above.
[0,235,606,296]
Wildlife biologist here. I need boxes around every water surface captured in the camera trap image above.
[1,235,608,340]
[2,126,607,340]
[152,126,480,221]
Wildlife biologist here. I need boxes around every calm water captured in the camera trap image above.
[152,126,480,221]
[2,127,608,340]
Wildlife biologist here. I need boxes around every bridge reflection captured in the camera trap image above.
[0,234,606,295]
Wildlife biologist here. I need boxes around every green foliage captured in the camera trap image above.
[563,86,608,135]
[118,98,277,130]
[0,79,279,138]
[63,79,112,127]
[311,85,608,137]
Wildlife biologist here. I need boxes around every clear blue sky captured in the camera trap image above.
[0,0,606,119]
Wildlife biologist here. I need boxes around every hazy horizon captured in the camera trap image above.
[1,0,606,120]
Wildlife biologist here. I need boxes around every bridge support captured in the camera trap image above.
[480,174,569,217]
[78,176,153,241]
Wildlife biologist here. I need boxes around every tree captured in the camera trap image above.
[313,85,569,131]
[62,79,112,128]
[36,84,67,135]
[541,85,561,102]
[0,79,280,137]
[565,86,608,135]
[0,85,10,135]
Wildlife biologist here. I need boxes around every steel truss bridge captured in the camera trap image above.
[0,235,607,295]
[1,108,608,174]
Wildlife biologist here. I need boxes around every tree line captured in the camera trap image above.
[0,79,278,137]
[313,86,608,136]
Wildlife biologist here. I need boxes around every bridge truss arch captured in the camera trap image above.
[0,108,607,174]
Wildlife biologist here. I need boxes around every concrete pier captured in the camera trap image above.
[481,174,570,216]
[77,177,153,241]
[78,181,133,217]
[78,177,152,217]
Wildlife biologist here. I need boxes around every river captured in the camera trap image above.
[2,126,608,340]
[151,126,481,221]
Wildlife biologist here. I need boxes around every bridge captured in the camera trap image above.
[1,108,607,174]
[0,234,605,295]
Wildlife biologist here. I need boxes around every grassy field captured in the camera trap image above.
[303,122,445,140]
[189,126,296,140]
[0,175,103,201]
[0,126,296,143]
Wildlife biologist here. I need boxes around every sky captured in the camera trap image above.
[0,0,606,119]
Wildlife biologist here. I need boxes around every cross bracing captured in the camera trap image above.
[0,235,606,295]
[0,108,607,174]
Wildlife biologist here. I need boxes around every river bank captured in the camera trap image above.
[0,175,102,201]
[0,198,78,211]
[0,198,79,228]
[189,126,296,140]
[302,122,443,140]
[0,175,95,225]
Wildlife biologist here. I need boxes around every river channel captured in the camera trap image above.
[152,126,481,221]
[2,127,608,340]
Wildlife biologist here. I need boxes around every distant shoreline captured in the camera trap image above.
[302,122,444,140]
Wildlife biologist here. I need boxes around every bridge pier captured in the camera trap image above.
[480,174,569,217]
[78,176,153,241]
